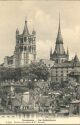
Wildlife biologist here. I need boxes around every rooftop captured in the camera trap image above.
[71,100,80,104]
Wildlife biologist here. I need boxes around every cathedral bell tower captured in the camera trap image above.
[50,14,69,63]
[14,19,36,68]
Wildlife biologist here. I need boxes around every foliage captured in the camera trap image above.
[0,67,21,81]
[50,77,80,107]
[21,62,50,81]
[0,62,50,82]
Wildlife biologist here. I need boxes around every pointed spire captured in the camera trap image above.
[56,13,63,44]
[32,28,36,35]
[23,18,29,35]
[74,54,79,62]
[16,28,19,35]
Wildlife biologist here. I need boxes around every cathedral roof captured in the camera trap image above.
[51,61,72,68]
[23,20,29,35]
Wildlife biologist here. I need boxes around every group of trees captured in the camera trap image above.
[0,67,21,81]
[21,62,50,81]
[0,62,50,82]
[50,77,80,107]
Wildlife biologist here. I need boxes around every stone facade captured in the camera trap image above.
[4,20,36,68]
[51,55,80,83]
[4,55,15,68]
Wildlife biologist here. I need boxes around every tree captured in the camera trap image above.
[0,67,21,81]
[0,62,50,83]
[21,62,50,81]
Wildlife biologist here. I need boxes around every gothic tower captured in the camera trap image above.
[50,15,69,63]
[14,20,36,68]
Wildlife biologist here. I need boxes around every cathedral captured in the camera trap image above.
[4,20,36,68]
[50,15,80,83]
[2,16,80,84]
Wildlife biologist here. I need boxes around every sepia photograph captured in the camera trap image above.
[0,0,79,124]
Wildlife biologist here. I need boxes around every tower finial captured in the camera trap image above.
[58,12,61,33]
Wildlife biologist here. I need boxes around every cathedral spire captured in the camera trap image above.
[23,19,29,35]
[58,12,61,34]
[56,13,63,44]
[50,14,68,63]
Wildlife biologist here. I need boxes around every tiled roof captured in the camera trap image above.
[51,59,80,68]
[51,61,73,68]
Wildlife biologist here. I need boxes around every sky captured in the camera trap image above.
[0,1,80,63]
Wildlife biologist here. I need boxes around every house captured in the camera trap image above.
[69,100,80,115]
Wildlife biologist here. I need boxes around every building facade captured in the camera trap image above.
[51,55,80,83]
[4,20,36,68]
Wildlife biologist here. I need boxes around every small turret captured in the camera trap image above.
[74,54,79,62]
[16,28,19,35]
[32,29,36,35]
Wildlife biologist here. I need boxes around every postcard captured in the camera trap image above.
[0,0,80,124]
